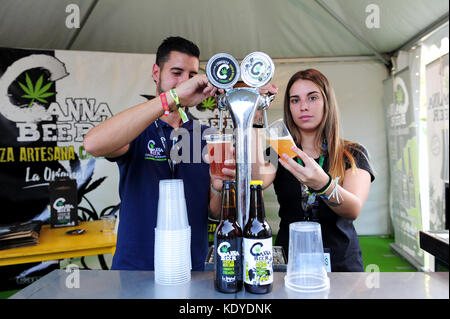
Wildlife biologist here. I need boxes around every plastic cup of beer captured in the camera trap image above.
[266,119,297,159]
[205,134,235,178]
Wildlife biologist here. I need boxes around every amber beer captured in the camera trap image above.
[214,180,243,293]
[267,136,297,159]
[243,180,273,294]
[206,134,235,178]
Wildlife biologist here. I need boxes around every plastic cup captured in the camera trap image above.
[155,180,192,285]
[101,215,116,235]
[204,134,235,178]
[154,226,192,285]
[266,119,297,159]
[284,222,330,292]
[156,179,189,231]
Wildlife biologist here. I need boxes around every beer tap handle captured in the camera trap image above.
[219,109,224,133]
[263,109,269,129]
[217,94,228,134]
[257,93,275,110]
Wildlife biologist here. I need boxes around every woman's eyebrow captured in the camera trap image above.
[289,91,320,98]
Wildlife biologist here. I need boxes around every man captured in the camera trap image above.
[83,37,229,270]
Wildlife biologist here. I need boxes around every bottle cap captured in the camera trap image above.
[222,180,236,188]
[250,180,263,186]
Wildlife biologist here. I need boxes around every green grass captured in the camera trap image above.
[359,235,416,272]
[0,289,19,299]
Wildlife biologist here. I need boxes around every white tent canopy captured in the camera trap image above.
[0,0,448,65]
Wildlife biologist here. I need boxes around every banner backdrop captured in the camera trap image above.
[0,47,160,224]
[384,66,423,267]
[426,53,449,230]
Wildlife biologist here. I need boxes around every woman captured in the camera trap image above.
[258,69,374,272]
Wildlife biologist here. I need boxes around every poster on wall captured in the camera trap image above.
[384,67,423,267]
[0,47,160,225]
[426,53,449,230]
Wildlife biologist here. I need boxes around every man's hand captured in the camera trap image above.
[176,74,223,107]
[204,153,236,191]
[258,83,278,95]
[254,83,278,125]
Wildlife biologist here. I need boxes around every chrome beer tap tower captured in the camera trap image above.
[206,52,275,228]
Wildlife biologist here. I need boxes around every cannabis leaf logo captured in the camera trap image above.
[17,73,55,108]
[200,96,217,110]
[220,67,228,76]
[395,87,405,105]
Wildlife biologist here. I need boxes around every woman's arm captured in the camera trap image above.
[279,146,371,221]
[320,167,371,220]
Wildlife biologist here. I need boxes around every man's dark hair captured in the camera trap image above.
[156,36,200,67]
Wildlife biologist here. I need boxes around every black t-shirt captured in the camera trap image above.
[271,144,375,272]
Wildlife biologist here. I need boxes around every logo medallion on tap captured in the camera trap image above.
[206,53,240,90]
[240,52,274,88]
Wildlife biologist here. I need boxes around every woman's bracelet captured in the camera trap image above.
[319,177,344,206]
[309,173,332,195]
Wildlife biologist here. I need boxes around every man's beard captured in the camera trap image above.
[156,76,164,96]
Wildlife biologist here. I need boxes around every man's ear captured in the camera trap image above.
[152,63,160,83]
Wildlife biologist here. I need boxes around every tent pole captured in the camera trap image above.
[65,0,99,50]
[314,0,391,69]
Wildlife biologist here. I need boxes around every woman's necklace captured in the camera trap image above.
[295,140,327,218]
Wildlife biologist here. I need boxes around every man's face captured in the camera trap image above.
[153,51,200,95]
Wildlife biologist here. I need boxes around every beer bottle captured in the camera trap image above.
[243,180,273,294]
[214,180,243,293]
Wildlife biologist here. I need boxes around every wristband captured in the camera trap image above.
[210,184,222,196]
[169,89,189,123]
[310,172,332,195]
[160,92,170,116]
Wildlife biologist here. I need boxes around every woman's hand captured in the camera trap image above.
[278,145,329,190]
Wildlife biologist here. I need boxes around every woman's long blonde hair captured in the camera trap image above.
[283,69,360,184]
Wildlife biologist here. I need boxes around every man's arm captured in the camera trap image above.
[84,96,173,158]
[83,74,220,158]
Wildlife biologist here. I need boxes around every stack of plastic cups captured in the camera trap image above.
[154,179,192,285]
[284,221,330,292]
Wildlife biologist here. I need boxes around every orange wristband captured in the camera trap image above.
[160,92,170,116]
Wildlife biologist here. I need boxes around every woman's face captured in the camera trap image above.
[289,79,325,133]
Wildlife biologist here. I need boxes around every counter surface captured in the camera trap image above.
[10,269,449,299]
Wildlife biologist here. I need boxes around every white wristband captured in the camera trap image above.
[210,184,222,196]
